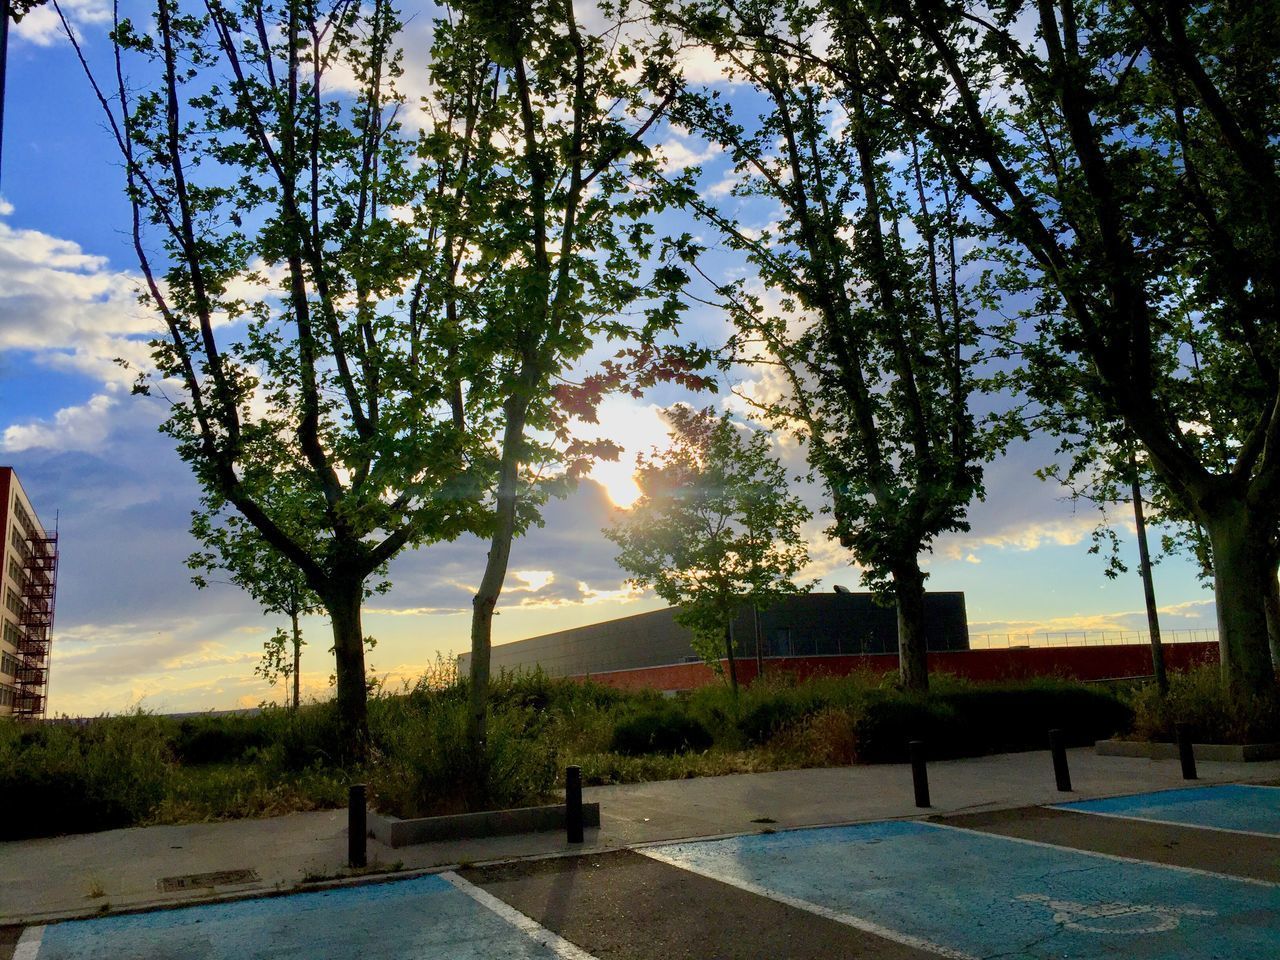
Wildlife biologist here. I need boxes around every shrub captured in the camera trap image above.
[851,694,955,762]
[736,698,809,746]
[610,710,713,756]
[173,714,273,764]
[277,702,345,771]
[1128,666,1280,744]
[939,683,1134,754]
[369,691,557,818]
[770,707,861,766]
[0,713,172,839]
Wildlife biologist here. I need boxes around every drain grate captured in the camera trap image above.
[158,868,260,892]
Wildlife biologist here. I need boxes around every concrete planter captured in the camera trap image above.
[368,802,601,849]
[1096,739,1280,762]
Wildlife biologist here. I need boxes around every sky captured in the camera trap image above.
[0,1,1220,717]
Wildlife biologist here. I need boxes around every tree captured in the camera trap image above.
[605,407,812,692]
[655,0,1007,690]
[420,1,700,761]
[187,501,328,710]
[824,0,1280,693]
[1036,406,1172,692]
[60,0,493,755]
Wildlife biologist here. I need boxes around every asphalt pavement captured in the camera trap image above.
[2,750,1279,958]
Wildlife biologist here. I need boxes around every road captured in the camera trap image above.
[8,783,1280,959]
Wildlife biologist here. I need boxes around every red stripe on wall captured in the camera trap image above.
[575,642,1220,692]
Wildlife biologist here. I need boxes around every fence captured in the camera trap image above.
[966,628,1218,650]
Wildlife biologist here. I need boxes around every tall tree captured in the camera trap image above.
[422,1,699,760]
[187,500,332,710]
[60,0,492,755]
[605,407,812,690]
[825,0,1280,693]
[657,0,1007,690]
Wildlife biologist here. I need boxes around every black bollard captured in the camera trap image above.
[1049,729,1072,792]
[348,783,367,868]
[1176,724,1198,780]
[566,765,584,844]
[909,740,931,808]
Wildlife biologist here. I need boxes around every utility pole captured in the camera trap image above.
[1,0,10,190]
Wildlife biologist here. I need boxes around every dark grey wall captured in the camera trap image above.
[457,592,969,678]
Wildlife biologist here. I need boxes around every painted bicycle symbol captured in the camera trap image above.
[1014,893,1216,934]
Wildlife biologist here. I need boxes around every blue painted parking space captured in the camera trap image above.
[645,819,1280,959]
[1055,784,1280,836]
[22,873,592,960]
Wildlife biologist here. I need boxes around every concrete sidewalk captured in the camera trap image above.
[2,748,1277,925]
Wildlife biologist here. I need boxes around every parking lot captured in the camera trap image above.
[12,783,1280,959]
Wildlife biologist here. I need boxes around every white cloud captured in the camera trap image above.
[13,0,112,47]
[657,137,721,172]
[0,213,157,387]
[1,393,117,452]
[703,170,742,200]
[513,569,554,591]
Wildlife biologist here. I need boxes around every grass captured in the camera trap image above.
[0,664,1165,840]
[1127,665,1280,744]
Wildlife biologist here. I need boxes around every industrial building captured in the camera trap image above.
[0,467,59,719]
[458,591,969,680]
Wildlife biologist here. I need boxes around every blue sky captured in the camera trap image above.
[0,2,1218,716]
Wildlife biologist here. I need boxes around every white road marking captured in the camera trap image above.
[1045,805,1280,841]
[925,820,1280,887]
[639,847,975,959]
[439,871,601,960]
[1013,892,1214,934]
[13,926,44,960]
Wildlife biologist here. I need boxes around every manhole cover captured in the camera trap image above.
[158,869,260,892]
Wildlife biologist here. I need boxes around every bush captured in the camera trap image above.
[1128,666,1280,744]
[369,688,557,818]
[0,713,172,839]
[736,698,809,746]
[848,682,1133,762]
[610,710,713,756]
[851,694,956,762]
[276,703,345,771]
[173,714,273,764]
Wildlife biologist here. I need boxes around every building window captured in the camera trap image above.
[5,588,23,616]
[769,628,792,657]
[12,501,35,539]
[2,619,19,646]
[0,685,14,707]
[1,652,17,677]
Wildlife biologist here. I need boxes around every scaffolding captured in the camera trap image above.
[13,528,57,720]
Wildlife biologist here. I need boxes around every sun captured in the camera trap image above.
[572,395,675,509]
[590,459,643,509]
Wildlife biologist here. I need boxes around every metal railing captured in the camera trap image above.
[966,628,1218,650]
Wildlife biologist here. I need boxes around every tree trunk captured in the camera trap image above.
[893,560,929,693]
[324,579,368,762]
[1203,502,1276,695]
[1265,566,1280,670]
[467,400,529,770]
[291,607,302,712]
[723,618,739,696]
[1129,447,1166,693]
[753,602,764,679]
